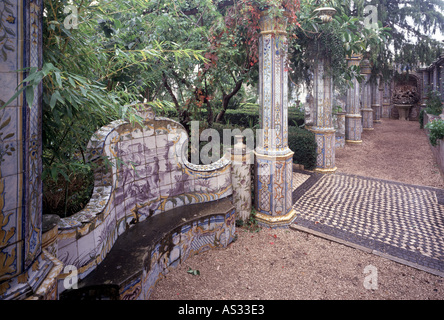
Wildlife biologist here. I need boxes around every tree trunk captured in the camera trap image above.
[215,78,244,123]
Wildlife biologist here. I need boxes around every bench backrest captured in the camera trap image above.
[56,105,232,288]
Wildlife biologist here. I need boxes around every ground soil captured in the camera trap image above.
[150,119,444,300]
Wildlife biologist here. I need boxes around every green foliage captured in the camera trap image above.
[187,267,200,276]
[224,103,304,128]
[236,208,261,233]
[2,0,206,217]
[288,0,390,91]
[224,108,260,128]
[425,119,444,146]
[288,126,317,170]
[425,90,443,116]
[343,0,444,78]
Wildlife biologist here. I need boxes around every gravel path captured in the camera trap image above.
[150,119,444,300]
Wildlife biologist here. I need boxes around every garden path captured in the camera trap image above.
[150,118,444,300]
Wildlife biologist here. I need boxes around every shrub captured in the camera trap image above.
[224,103,305,128]
[425,90,443,116]
[425,118,444,146]
[43,166,94,218]
[224,107,259,128]
[288,126,317,170]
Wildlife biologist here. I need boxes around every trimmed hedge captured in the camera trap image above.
[288,126,317,170]
[191,123,316,170]
[224,103,304,128]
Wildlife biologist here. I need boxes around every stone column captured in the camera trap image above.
[382,80,392,118]
[379,76,384,119]
[254,11,295,228]
[361,58,374,130]
[345,55,363,144]
[432,64,438,91]
[421,68,430,107]
[0,0,62,300]
[372,76,382,123]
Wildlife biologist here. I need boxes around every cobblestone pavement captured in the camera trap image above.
[291,170,444,276]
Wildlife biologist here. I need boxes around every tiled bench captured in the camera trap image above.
[60,198,235,300]
[54,104,236,297]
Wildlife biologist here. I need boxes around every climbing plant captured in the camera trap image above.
[288,0,391,92]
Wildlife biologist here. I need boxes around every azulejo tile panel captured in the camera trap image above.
[56,105,234,295]
[139,209,236,300]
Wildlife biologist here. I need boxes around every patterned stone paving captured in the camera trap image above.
[291,171,444,276]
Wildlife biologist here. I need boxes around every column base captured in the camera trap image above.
[314,166,337,174]
[346,140,363,145]
[254,150,295,228]
[255,209,298,228]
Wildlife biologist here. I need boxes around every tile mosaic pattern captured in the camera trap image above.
[307,55,337,172]
[56,106,233,294]
[345,56,363,143]
[0,0,26,286]
[59,199,236,300]
[137,209,236,300]
[255,155,294,218]
[291,172,311,191]
[230,143,252,222]
[254,11,295,226]
[292,172,444,274]
[257,14,290,156]
[0,0,59,300]
[361,61,374,130]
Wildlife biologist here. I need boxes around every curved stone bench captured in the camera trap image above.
[60,198,235,300]
[54,104,236,297]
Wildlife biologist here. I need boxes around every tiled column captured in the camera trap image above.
[254,11,296,228]
[421,68,430,107]
[231,136,252,223]
[432,64,438,91]
[345,55,363,144]
[361,58,374,131]
[310,54,337,173]
[0,0,62,300]
[382,80,392,118]
[308,8,338,173]
[372,76,382,123]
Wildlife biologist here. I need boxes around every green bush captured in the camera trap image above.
[288,126,317,170]
[224,108,259,128]
[288,109,306,127]
[425,118,444,146]
[425,90,443,116]
[224,103,305,128]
